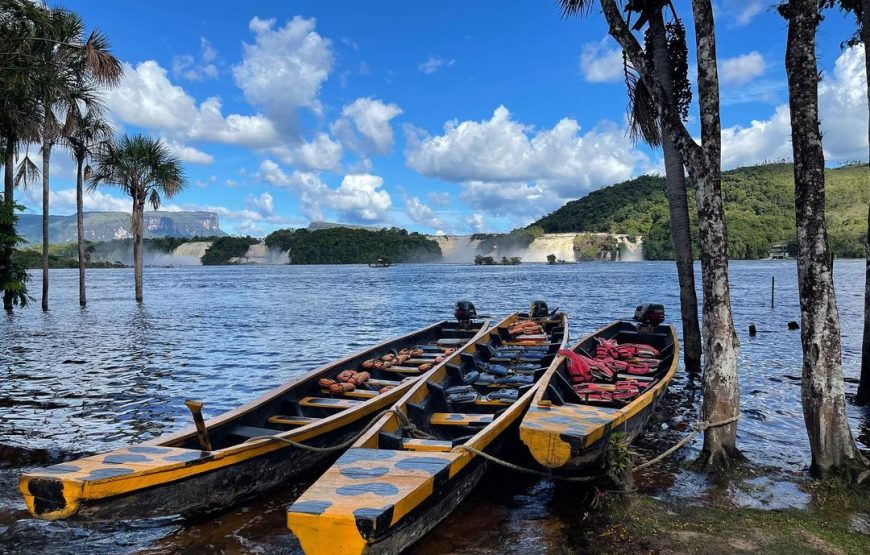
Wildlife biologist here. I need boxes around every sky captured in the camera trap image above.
[17,0,869,236]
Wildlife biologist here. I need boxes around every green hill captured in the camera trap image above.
[532,163,868,259]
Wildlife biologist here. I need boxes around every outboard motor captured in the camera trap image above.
[454,301,478,326]
[530,300,550,319]
[634,303,665,328]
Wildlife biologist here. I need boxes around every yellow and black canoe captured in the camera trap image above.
[519,319,678,473]
[19,318,489,521]
[287,310,568,554]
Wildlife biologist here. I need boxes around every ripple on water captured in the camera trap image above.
[0,261,867,553]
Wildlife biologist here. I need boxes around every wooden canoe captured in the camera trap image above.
[519,320,678,473]
[19,319,489,521]
[287,310,568,555]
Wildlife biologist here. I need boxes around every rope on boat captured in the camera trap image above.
[242,408,406,453]
[633,414,741,471]
[453,445,603,483]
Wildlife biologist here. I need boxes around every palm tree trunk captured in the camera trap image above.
[782,0,867,477]
[133,194,144,302]
[76,156,86,307]
[649,11,703,372]
[599,0,741,466]
[3,136,14,311]
[856,0,870,405]
[41,141,51,311]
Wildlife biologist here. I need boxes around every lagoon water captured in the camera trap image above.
[1,261,867,553]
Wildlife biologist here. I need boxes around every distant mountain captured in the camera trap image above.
[17,211,225,244]
[307,221,383,231]
[531,163,868,259]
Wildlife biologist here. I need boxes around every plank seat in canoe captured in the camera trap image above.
[288,310,569,555]
[20,317,490,522]
[267,415,320,426]
[383,366,422,374]
[299,397,362,410]
[320,389,379,400]
[401,439,454,452]
[430,413,494,426]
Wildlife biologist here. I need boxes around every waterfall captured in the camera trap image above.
[524,234,577,262]
[229,242,290,264]
[168,241,213,265]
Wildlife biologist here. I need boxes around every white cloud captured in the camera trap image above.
[107,61,278,148]
[579,38,624,83]
[331,97,403,156]
[720,51,766,86]
[405,196,444,230]
[233,16,333,133]
[258,160,392,223]
[163,139,214,165]
[466,212,485,233]
[734,1,765,27]
[418,56,455,74]
[200,37,217,62]
[22,187,131,215]
[270,132,343,171]
[721,45,869,167]
[427,191,451,207]
[171,37,219,81]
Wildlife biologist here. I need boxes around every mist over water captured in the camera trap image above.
[0,261,866,553]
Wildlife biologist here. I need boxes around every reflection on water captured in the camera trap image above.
[0,261,866,553]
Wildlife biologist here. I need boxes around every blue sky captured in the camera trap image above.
[19,1,868,235]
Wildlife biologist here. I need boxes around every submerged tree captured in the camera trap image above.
[0,197,30,309]
[63,108,113,307]
[779,0,868,477]
[560,0,740,466]
[88,135,186,302]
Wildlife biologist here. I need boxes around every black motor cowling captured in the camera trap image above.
[530,300,549,319]
[634,303,665,326]
[454,301,477,324]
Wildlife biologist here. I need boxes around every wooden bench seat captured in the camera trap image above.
[299,397,362,410]
[384,366,422,374]
[367,378,400,387]
[430,413,494,426]
[325,389,378,399]
[228,425,280,440]
[267,415,319,426]
[402,438,454,452]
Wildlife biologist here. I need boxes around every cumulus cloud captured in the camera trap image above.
[466,212,485,234]
[579,38,624,83]
[331,97,403,156]
[258,160,392,223]
[720,51,766,86]
[427,191,451,207]
[107,61,278,148]
[733,1,765,27]
[270,132,343,171]
[418,56,455,74]
[172,38,218,81]
[233,16,333,133]
[721,45,868,167]
[21,187,131,215]
[405,106,652,221]
[405,196,444,230]
[163,139,214,165]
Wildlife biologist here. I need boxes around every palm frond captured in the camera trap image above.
[14,154,40,190]
[83,29,123,86]
[624,51,661,146]
[557,0,596,18]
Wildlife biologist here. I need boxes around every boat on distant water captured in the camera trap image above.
[368,258,393,268]
[287,303,567,555]
[520,304,677,474]
[19,312,489,522]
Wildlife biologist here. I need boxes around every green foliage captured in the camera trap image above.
[533,163,869,260]
[474,255,497,265]
[0,200,31,307]
[473,226,542,254]
[501,256,522,265]
[573,234,620,261]
[547,254,557,265]
[263,227,441,265]
[201,236,259,265]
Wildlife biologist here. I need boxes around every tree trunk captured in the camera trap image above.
[856,0,870,405]
[41,142,51,312]
[599,0,741,467]
[76,156,86,307]
[783,0,868,477]
[133,194,144,303]
[3,136,14,311]
[649,11,703,373]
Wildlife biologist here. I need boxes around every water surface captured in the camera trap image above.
[1,261,867,553]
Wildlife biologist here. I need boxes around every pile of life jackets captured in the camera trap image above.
[322,345,458,396]
[559,337,662,404]
[507,320,544,337]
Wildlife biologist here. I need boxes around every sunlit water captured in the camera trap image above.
[1,261,867,553]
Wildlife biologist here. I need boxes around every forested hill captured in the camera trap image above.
[532,163,868,259]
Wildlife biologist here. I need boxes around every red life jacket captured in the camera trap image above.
[559,349,592,383]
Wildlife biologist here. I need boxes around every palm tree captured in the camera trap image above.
[88,135,187,302]
[561,0,741,467]
[29,5,121,310]
[779,0,868,477]
[63,108,113,307]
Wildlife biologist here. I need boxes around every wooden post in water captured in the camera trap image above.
[771,276,775,308]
